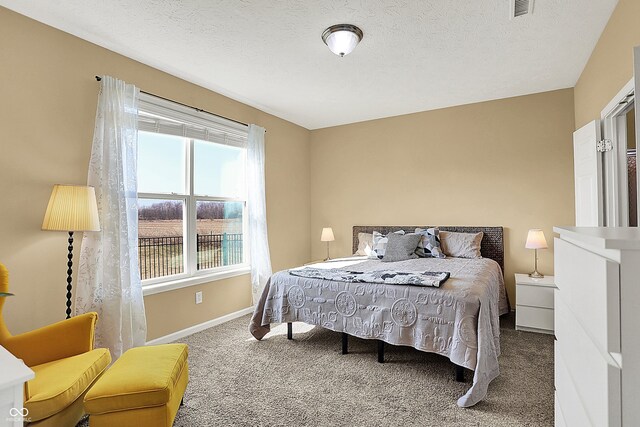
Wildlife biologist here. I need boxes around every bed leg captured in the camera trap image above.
[342,332,348,354]
[377,340,384,363]
[455,364,465,382]
[287,322,292,340]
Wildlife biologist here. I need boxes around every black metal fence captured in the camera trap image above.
[138,233,243,280]
[196,232,243,270]
[138,236,184,279]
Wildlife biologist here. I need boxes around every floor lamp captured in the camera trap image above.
[42,185,101,319]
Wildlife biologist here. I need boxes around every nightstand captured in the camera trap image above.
[515,273,556,334]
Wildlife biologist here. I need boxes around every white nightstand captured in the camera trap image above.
[515,273,556,334]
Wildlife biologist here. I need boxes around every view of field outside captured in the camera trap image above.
[136,129,247,281]
[138,199,243,280]
[138,218,242,237]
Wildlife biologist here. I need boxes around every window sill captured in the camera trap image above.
[142,266,251,297]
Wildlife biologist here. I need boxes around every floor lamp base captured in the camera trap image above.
[66,231,74,319]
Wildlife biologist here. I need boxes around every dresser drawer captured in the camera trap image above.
[554,392,567,427]
[554,238,620,354]
[516,283,554,309]
[555,345,593,427]
[516,305,554,332]
[555,296,621,427]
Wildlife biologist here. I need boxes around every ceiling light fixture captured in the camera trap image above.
[321,24,363,57]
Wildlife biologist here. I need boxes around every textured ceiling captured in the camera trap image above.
[0,0,619,129]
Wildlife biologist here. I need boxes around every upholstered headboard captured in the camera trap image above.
[352,225,504,272]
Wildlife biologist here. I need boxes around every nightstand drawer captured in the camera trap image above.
[516,283,554,309]
[516,305,554,332]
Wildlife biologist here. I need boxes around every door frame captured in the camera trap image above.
[635,46,640,227]
[600,78,635,226]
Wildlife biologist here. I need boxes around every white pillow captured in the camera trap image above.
[354,232,374,256]
[370,230,405,259]
[439,231,483,258]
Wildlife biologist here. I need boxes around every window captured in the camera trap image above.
[136,93,249,287]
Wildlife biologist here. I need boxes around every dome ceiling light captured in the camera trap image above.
[321,24,364,57]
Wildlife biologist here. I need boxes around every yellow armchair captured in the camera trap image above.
[0,263,111,427]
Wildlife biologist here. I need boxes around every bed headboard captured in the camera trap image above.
[352,225,504,272]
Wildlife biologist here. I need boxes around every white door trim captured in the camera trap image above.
[635,46,640,226]
[600,79,635,227]
[601,79,634,120]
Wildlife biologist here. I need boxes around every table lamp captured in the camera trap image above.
[525,229,547,278]
[42,185,100,319]
[321,227,335,261]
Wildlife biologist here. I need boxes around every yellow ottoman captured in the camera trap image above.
[83,344,188,427]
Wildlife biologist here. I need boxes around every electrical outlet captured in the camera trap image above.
[195,291,203,304]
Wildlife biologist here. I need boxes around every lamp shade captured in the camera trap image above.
[322,24,363,57]
[320,227,335,242]
[525,229,547,249]
[42,185,101,232]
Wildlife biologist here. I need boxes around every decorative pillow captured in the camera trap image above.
[439,231,483,258]
[414,228,446,259]
[370,230,405,259]
[381,233,421,262]
[354,232,374,256]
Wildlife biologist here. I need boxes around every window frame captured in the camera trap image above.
[136,93,250,294]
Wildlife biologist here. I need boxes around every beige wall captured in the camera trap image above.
[574,0,640,129]
[0,4,589,339]
[309,89,576,303]
[0,8,311,339]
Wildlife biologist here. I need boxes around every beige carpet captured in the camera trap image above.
[79,313,554,426]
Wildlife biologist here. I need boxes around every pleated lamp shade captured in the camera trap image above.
[42,185,101,232]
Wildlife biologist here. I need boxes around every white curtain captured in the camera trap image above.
[247,125,272,304]
[76,76,147,359]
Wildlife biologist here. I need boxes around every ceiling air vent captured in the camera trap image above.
[511,0,534,19]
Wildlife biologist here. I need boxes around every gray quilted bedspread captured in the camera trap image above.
[249,256,509,407]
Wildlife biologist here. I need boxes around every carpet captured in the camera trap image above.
[79,313,554,426]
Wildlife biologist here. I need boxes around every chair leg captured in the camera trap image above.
[377,340,384,363]
[342,332,348,354]
[287,322,292,340]
[455,364,465,382]
[180,397,184,406]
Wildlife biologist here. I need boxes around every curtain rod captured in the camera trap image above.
[95,76,250,129]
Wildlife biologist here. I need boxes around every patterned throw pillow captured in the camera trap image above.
[381,233,421,262]
[414,228,446,259]
[370,230,405,259]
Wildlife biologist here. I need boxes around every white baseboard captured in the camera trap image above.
[146,306,254,345]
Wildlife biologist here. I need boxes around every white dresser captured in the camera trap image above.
[515,273,555,334]
[553,227,640,427]
[0,345,34,426]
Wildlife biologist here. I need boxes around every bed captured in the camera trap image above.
[250,225,509,407]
